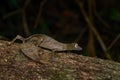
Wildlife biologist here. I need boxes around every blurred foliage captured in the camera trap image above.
[0,0,120,62]
[109,9,120,22]
[8,0,19,8]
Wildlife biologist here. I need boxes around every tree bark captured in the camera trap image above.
[0,40,120,80]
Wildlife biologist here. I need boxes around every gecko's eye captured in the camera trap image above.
[75,44,78,48]
[75,43,82,50]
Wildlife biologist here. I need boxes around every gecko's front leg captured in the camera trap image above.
[49,49,58,62]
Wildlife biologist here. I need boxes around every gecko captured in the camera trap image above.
[10,34,82,62]
[15,34,82,51]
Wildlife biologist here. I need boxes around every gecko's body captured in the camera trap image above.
[11,34,82,63]
[23,34,82,51]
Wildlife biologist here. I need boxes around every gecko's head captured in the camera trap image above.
[67,43,82,51]
[74,43,82,50]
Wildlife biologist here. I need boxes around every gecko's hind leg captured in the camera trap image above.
[8,35,25,45]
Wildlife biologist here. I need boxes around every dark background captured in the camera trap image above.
[0,0,120,61]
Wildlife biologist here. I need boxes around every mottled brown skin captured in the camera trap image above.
[23,34,82,51]
[10,34,82,62]
[11,34,82,51]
